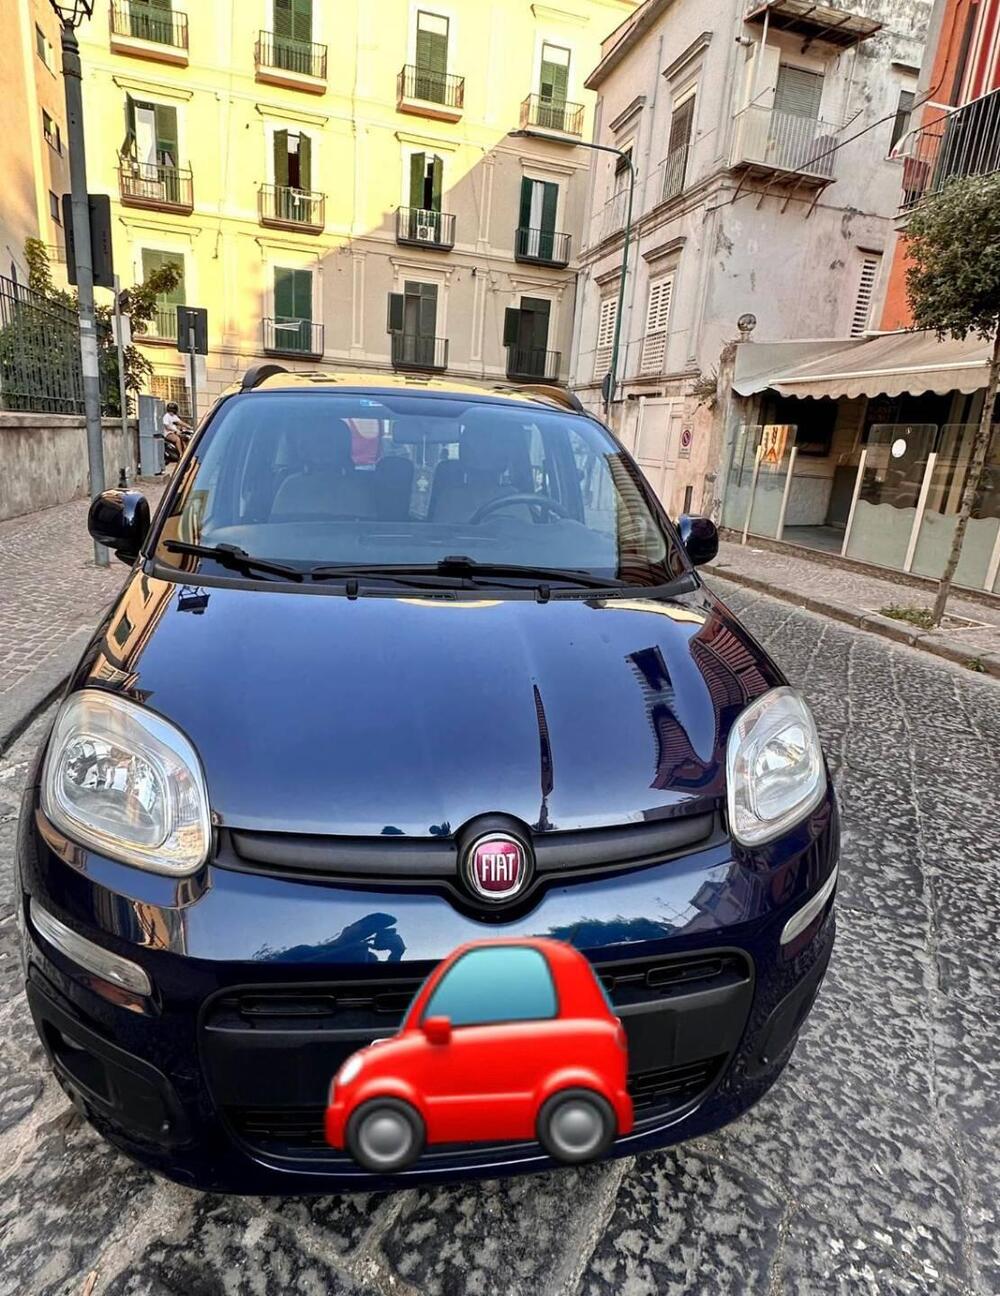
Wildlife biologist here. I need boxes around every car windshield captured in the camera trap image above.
[153,391,683,587]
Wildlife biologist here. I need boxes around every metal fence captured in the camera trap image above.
[255,30,328,79]
[900,88,1000,210]
[733,106,839,179]
[0,274,85,414]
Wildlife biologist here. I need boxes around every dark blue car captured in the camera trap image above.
[16,370,838,1193]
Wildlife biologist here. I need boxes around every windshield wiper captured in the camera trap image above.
[308,557,626,590]
[162,540,304,582]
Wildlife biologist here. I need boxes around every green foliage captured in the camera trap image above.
[879,604,935,629]
[3,242,183,416]
[904,172,1000,341]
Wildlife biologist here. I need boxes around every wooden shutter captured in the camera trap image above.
[640,276,672,374]
[540,181,558,234]
[850,255,880,337]
[774,65,822,119]
[291,268,312,322]
[503,306,521,347]
[297,132,312,190]
[387,292,405,332]
[593,296,617,379]
[416,12,448,71]
[274,267,294,319]
[540,43,569,101]
[521,297,550,350]
[430,156,443,212]
[668,98,694,155]
[292,0,312,42]
[416,282,437,336]
[274,0,292,38]
[519,177,534,229]
[154,105,178,164]
[273,129,289,187]
[409,153,426,208]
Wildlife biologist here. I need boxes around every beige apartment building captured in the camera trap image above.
[71,0,634,412]
[0,0,71,285]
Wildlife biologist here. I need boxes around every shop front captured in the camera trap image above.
[724,331,1000,595]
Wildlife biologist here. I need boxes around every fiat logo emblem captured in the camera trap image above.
[464,832,532,903]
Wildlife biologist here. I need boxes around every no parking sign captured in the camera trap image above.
[679,426,693,459]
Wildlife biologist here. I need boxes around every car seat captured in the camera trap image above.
[270,419,376,520]
[428,413,533,523]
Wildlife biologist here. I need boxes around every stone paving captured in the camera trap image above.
[0,582,998,1295]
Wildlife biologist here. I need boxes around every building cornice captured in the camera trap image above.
[642,235,686,264]
[254,103,330,127]
[662,32,711,83]
[112,73,193,102]
[395,129,459,153]
[609,95,646,134]
[531,4,590,28]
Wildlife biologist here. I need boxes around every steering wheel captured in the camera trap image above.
[469,493,571,525]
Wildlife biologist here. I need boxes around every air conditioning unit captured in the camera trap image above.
[415,223,436,242]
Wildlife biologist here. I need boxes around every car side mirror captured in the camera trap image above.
[88,489,151,565]
[678,514,718,567]
[422,1015,452,1045]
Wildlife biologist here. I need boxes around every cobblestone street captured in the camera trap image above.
[1,581,998,1295]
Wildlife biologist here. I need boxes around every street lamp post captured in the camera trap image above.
[49,1,107,566]
[509,129,636,417]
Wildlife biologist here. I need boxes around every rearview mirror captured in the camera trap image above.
[88,489,150,564]
[422,1015,452,1045]
[678,514,718,568]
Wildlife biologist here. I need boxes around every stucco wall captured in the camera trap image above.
[0,414,138,522]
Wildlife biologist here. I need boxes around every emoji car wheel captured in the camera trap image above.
[537,1089,616,1164]
[346,1098,425,1173]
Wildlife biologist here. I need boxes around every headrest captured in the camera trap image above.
[293,419,353,471]
[460,413,528,475]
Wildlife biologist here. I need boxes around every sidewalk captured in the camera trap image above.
[708,538,1000,677]
[0,481,167,752]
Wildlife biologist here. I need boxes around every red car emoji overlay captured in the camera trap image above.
[325,937,634,1173]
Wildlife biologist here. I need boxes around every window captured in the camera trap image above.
[273,266,313,353]
[503,296,552,376]
[414,11,449,101]
[387,281,440,366]
[774,65,823,120]
[539,42,570,103]
[518,177,558,258]
[43,111,61,154]
[49,192,61,224]
[35,24,53,69]
[850,254,881,338]
[663,98,694,200]
[890,88,915,152]
[150,374,190,418]
[408,151,443,213]
[425,948,558,1028]
[594,296,617,379]
[124,96,178,169]
[142,249,185,337]
[640,276,673,374]
[274,0,312,44]
[273,129,312,191]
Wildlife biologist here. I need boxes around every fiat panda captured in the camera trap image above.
[16,368,838,1193]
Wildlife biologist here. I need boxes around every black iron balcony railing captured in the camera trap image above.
[255,30,327,80]
[258,184,325,231]
[119,160,194,213]
[514,226,571,267]
[263,317,324,358]
[391,333,449,372]
[506,346,562,383]
[111,1,188,49]
[395,207,456,249]
[397,64,465,111]
[900,88,1000,211]
[519,93,584,137]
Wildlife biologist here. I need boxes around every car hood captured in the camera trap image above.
[74,574,782,836]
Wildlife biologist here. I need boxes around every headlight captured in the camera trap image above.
[338,1054,363,1085]
[726,687,826,846]
[41,690,211,876]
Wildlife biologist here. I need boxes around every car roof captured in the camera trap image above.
[222,364,589,418]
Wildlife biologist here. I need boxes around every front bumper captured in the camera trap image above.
[18,793,838,1194]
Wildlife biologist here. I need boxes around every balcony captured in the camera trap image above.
[119,160,194,214]
[255,30,327,93]
[263,317,324,359]
[519,94,584,139]
[599,188,630,241]
[397,65,465,123]
[514,226,571,267]
[899,89,1000,212]
[391,333,449,372]
[258,184,325,233]
[110,2,188,65]
[395,207,456,250]
[137,305,179,344]
[730,106,839,190]
[506,346,561,383]
[660,145,689,203]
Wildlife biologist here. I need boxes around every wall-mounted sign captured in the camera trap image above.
[679,426,693,459]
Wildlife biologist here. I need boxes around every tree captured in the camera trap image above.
[22,238,182,416]
[904,172,1000,625]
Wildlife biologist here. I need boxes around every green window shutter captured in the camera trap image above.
[291,268,312,322]
[274,0,292,38]
[540,181,558,234]
[521,297,551,350]
[416,282,437,336]
[273,129,289,187]
[142,249,184,306]
[297,132,312,190]
[415,14,448,72]
[292,0,312,42]
[122,94,136,153]
[540,45,569,102]
[503,307,521,347]
[387,292,405,333]
[274,266,294,318]
[519,177,534,229]
[409,152,426,208]
[430,155,443,212]
[154,105,178,162]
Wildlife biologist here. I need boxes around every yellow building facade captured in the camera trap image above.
[75,0,634,412]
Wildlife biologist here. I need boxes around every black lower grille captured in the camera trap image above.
[627,1056,725,1110]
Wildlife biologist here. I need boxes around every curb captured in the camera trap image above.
[707,568,1000,680]
[0,625,95,757]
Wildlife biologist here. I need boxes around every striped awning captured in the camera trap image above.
[733,330,993,401]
